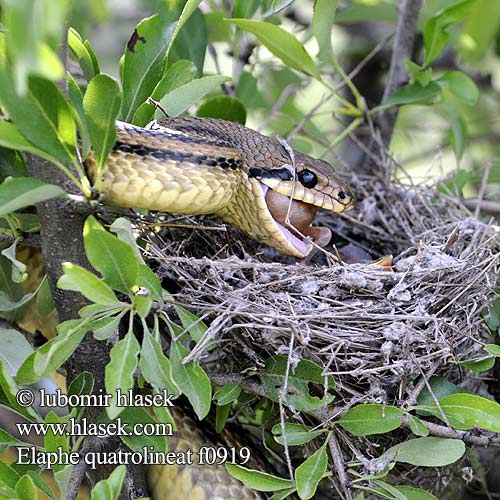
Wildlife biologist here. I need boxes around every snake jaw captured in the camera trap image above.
[253,182,330,258]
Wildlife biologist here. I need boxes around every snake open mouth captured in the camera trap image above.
[258,183,331,257]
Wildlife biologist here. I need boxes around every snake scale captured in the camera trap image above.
[85,118,355,499]
[86,117,355,258]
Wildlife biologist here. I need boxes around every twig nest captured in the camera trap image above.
[144,175,499,398]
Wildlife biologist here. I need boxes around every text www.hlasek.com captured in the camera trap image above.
[16,417,172,438]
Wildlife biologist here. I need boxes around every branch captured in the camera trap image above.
[379,0,423,146]
[462,198,500,215]
[401,416,500,447]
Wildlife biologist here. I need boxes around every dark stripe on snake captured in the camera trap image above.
[113,141,242,170]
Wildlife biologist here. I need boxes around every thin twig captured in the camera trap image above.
[475,161,492,218]
[329,432,352,500]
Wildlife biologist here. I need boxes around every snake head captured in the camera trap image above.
[244,152,355,258]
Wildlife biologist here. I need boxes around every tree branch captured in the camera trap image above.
[379,0,423,146]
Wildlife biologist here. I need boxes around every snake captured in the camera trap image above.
[86,117,355,258]
[86,117,355,498]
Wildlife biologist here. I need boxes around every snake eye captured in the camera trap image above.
[338,190,348,200]
[297,169,318,189]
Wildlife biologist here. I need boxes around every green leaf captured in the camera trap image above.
[0,460,20,491]
[90,464,126,500]
[169,8,207,77]
[15,474,37,500]
[197,96,247,124]
[423,0,477,66]
[83,216,139,294]
[233,0,261,19]
[58,263,120,305]
[380,437,465,467]
[0,121,60,162]
[416,393,500,432]
[92,315,123,341]
[119,407,167,454]
[485,344,500,356]
[0,289,36,313]
[335,3,398,24]
[105,330,140,419]
[67,371,94,414]
[1,239,27,283]
[36,277,55,317]
[136,265,163,303]
[170,340,211,420]
[416,376,469,408]
[405,61,433,87]
[407,415,429,437]
[121,14,175,122]
[67,72,91,159]
[271,487,298,500]
[30,326,88,383]
[394,486,438,500]
[0,328,33,376]
[260,356,335,413]
[109,218,144,263]
[0,146,27,178]
[158,75,230,118]
[68,27,99,81]
[381,82,442,108]
[460,0,500,60]
[438,71,479,105]
[175,306,208,343]
[83,74,122,171]
[225,464,294,492]
[0,177,65,217]
[44,411,69,473]
[0,361,39,421]
[372,480,419,500]
[132,290,153,319]
[215,403,231,433]
[458,355,495,372]
[228,19,320,79]
[25,471,56,500]
[447,112,467,161]
[437,168,473,196]
[213,384,241,406]
[2,0,66,93]
[0,73,77,164]
[15,320,90,384]
[140,331,180,397]
[272,423,325,446]
[205,10,232,43]
[166,0,204,55]
[486,297,500,330]
[132,59,197,126]
[337,404,404,436]
[235,71,267,109]
[312,0,339,64]
[295,439,328,499]
[0,427,22,448]
[122,0,202,119]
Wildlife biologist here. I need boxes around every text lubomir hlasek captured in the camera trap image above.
[38,388,175,408]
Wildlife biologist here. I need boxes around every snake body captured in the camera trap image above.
[85,118,355,498]
[86,117,355,258]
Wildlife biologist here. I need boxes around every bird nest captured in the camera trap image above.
[137,164,499,496]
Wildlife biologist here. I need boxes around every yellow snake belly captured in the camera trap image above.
[86,117,355,258]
